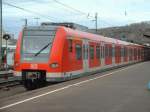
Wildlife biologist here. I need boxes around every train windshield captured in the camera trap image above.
[21,26,57,62]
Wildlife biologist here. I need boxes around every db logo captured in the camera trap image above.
[30,64,38,69]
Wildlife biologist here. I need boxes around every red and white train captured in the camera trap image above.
[14,23,146,89]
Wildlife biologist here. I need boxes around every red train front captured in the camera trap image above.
[14,24,145,90]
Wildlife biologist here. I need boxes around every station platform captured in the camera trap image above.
[0,62,150,112]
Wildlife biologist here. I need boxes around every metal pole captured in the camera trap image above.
[0,0,2,67]
[24,18,27,27]
[22,18,27,27]
[95,12,98,33]
[5,39,7,71]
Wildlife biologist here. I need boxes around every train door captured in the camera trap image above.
[112,44,115,65]
[83,40,89,72]
[121,46,124,64]
[101,42,105,66]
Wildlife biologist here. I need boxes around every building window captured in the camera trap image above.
[75,44,82,60]
[90,45,94,59]
[96,46,100,59]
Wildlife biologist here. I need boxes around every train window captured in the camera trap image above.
[83,44,88,60]
[112,46,115,57]
[125,47,127,57]
[103,46,105,58]
[138,49,140,57]
[83,44,86,59]
[68,39,72,52]
[86,45,89,59]
[96,46,100,59]
[105,45,109,57]
[75,44,82,60]
[132,48,134,56]
[124,47,126,57]
[121,47,124,57]
[135,49,137,57]
[109,46,112,57]
[90,45,94,59]
[130,48,133,57]
[125,47,126,57]
[101,46,103,58]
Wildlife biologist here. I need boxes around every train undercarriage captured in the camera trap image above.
[22,70,46,90]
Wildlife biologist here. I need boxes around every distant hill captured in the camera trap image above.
[90,21,150,45]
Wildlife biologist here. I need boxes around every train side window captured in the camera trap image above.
[138,49,140,57]
[75,44,82,60]
[96,46,100,59]
[83,44,86,59]
[124,47,126,57]
[125,47,127,57]
[86,45,89,59]
[90,45,94,59]
[68,39,72,52]
[100,46,103,58]
[109,46,112,57]
[105,45,109,57]
[112,45,115,57]
[121,47,124,57]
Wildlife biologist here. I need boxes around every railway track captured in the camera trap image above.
[0,71,20,90]
[0,81,20,90]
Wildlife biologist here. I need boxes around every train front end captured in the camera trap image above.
[14,26,64,90]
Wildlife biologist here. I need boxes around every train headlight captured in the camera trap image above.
[50,63,59,68]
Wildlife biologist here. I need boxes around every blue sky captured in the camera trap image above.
[2,0,150,38]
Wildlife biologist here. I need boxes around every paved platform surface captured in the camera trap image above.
[0,62,150,112]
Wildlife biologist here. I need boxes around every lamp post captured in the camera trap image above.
[0,0,2,67]
[87,13,98,34]
[3,34,10,71]
[22,18,28,27]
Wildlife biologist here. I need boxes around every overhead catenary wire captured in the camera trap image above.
[53,0,90,16]
[3,2,57,22]
[16,0,114,27]
[31,0,94,19]
[52,0,114,27]
[4,0,115,28]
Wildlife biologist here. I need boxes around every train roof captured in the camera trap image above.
[62,26,143,47]
[22,25,143,47]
